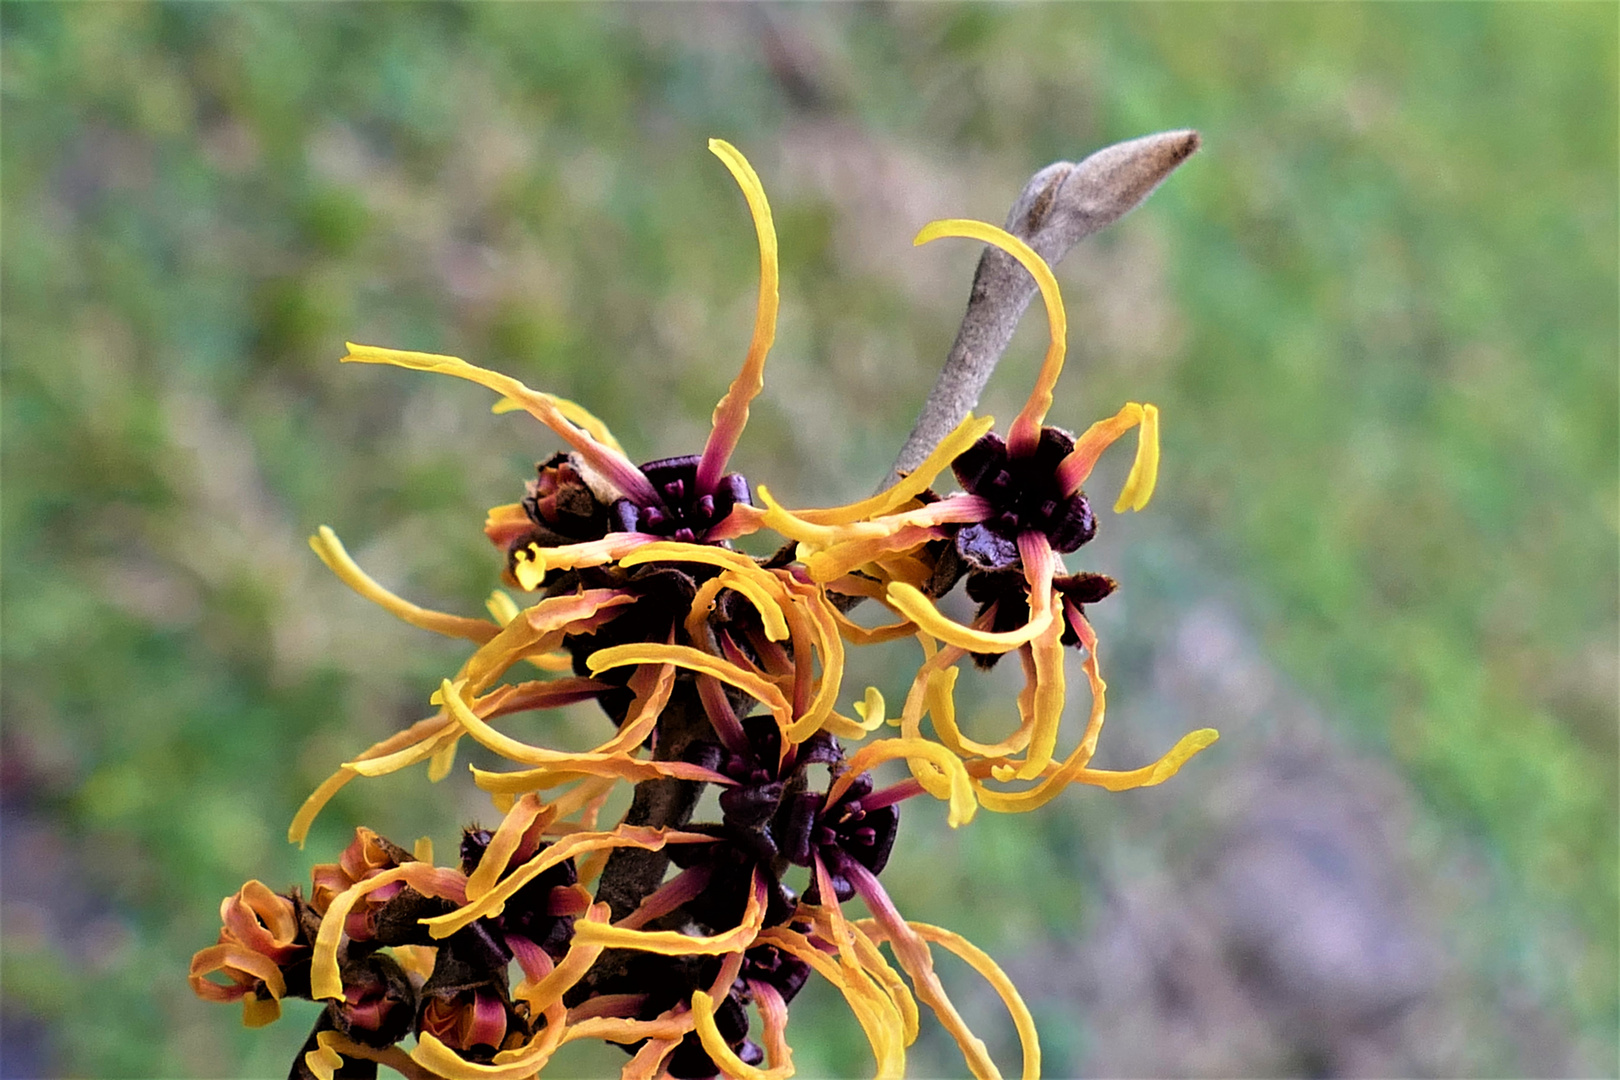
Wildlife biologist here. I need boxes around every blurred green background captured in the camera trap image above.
[2,4,1615,1077]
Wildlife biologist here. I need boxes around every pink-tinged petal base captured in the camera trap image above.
[841,858,1000,1080]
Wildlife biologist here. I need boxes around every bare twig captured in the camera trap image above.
[890,129,1201,482]
[591,691,710,923]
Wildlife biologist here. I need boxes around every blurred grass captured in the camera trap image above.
[1,4,1614,1076]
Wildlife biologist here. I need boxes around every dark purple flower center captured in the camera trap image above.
[740,942,811,1004]
[610,455,751,543]
[780,772,899,902]
[950,428,1095,571]
[459,828,581,959]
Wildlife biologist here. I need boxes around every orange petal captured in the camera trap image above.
[1053,403,1144,496]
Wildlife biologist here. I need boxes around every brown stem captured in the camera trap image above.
[591,685,711,923]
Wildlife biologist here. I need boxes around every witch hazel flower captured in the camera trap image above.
[762,218,1216,809]
[287,139,782,838]
[192,133,1219,1079]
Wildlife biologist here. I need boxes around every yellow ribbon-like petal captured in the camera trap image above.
[829,737,977,828]
[1073,727,1220,791]
[310,526,498,643]
[587,642,793,730]
[784,413,997,527]
[885,581,1051,655]
[418,826,709,939]
[343,342,657,506]
[1114,402,1160,512]
[572,872,766,955]
[757,926,908,1080]
[695,138,779,495]
[915,220,1065,460]
[859,920,1039,1080]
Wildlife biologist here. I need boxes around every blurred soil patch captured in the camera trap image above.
[1011,600,1606,1078]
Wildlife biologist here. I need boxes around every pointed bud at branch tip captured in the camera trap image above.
[892,129,1199,481]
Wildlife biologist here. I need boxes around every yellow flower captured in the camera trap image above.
[759,218,1217,810]
[290,140,801,842]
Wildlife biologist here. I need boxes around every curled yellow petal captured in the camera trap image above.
[304,1034,343,1080]
[311,864,468,1000]
[440,679,711,788]
[915,220,1065,459]
[893,639,969,801]
[573,872,766,955]
[310,1032,439,1080]
[513,902,612,1015]
[692,989,796,1080]
[756,486,988,550]
[840,862,999,1080]
[463,793,552,903]
[419,826,708,939]
[690,570,790,643]
[509,535,651,592]
[586,643,792,730]
[780,577,846,743]
[924,662,1038,761]
[885,581,1051,655]
[462,589,635,693]
[784,413,997,527]
[593,661,677,754]
[560,1014,693,1047]
[1075,727,1220,791]
[619,541,780,593]
[851,686,888,731]
[1114,402,1160,512]
[412,1026,566,1080]
[288,712,457,846]
[343,342,657,506]
[829,737,977,828]
[1012,606,1066,781]
[804,525,950,584]
[970,612,1108,814]
[849,921,920,1045]
[1054,402,1144,496]
[310,527,498,643]
[622,1036,682,1080]
[695,138,779,495]
[756,927,908,1080]
[860,920,1039,1080]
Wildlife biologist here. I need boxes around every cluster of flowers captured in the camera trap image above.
[190,141,1217,1080]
